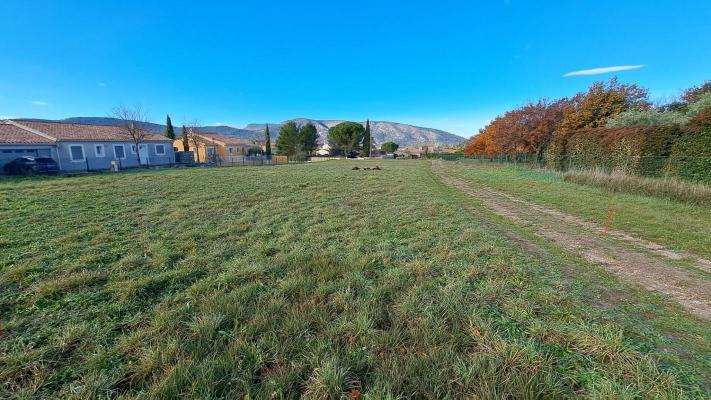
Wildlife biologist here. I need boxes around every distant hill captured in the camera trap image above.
[59,117,261,140]
[246,118,466,147]
[24,117,466,147]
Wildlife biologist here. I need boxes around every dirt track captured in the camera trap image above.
[432,161,711,320]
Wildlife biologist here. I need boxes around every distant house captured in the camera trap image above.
[173,132,255,163]
[398,142,442,158]
[0,120,175,173]
[315,143,331,156]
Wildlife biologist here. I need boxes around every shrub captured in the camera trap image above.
[547,126,685,177]
[687,92,711,117]
[606,110,689,127]
[544,134,569,170]
[380,142,399,153]
[689,104,711,130]
[667,129,711,183]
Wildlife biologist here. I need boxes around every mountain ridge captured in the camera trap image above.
[22,117,467,147]
[245,118,467,147]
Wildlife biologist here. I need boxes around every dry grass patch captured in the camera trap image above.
[563,168,711,206]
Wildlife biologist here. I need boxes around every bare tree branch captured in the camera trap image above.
[112,105,151,166]
[184,120,203,163]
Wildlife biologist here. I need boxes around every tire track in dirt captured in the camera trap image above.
[432,161,711,320]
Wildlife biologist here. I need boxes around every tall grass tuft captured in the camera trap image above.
[562,168,711,206]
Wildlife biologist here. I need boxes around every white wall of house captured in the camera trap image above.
[1,141,176,173]
[56,141,175,171]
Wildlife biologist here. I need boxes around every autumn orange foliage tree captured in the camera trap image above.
[681,80,711,104]
[557,78,649,133]
[465,78,649,156]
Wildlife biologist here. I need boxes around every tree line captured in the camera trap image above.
[272,119,397,158]
[463,79,711,182]
[465,78,711,157]
[161,115,403,159]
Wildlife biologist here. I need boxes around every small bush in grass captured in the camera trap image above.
[562,168,711,206]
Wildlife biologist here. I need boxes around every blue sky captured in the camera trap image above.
[0,1,709,137]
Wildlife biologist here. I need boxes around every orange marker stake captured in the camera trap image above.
[604,207,615,234]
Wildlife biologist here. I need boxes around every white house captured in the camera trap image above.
[0,120,175,173]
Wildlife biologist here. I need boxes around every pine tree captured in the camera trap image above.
[165,115,176,139]
[299,123,319,154]
[328,121,365,157]
[181,125,189,150]
[275,122,300,156]
[362,119,372,157]
[264,124,272,155]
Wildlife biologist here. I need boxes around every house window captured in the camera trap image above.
[95,144,105,157]
[155,144,165,155]
[228,147,234,154]
[114,145,126,159]
[130,144,137,154]
[69,145,85,162]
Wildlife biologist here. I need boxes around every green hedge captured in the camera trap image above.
[667,129,711,183]
[546,126,682,176]
[545,125,711,182]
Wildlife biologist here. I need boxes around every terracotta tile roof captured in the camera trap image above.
[12,120,171,142]
[0,122,55,144]
[197,133,253,146]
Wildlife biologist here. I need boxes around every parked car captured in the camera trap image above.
[3,156,60,175]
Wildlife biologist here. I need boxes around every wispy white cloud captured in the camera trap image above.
[213,122,224,126]
[564,65,644,77]
[0,115,16,120]
[98,82,106,87]
[30,100,49,106]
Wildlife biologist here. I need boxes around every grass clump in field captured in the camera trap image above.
[0,161,709,398]
[563,168,711,206]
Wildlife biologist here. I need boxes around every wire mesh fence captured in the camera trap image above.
[430,153,711,182]
[213,155,290,167]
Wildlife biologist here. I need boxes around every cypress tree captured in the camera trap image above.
[362,119,372,157]
[181,125,189,150]
[265,124,272,156]
[165,115,176,139]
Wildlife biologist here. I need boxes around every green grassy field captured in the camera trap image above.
[443,160,711,259]
[1,160,709,398]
